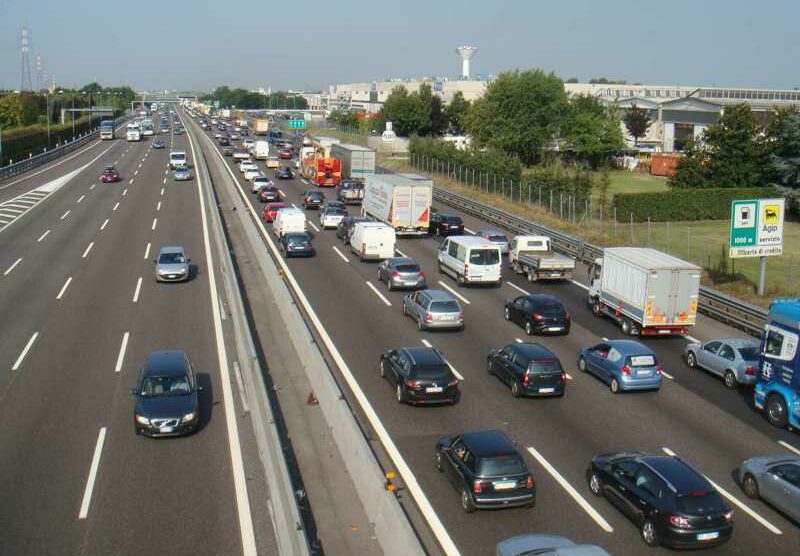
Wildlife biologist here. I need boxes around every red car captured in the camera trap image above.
[261,202,288,223]
[278,148,293,160]
[100,166,121,183]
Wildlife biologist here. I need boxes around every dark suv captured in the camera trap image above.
[436,430,536,513]
[429,213,464,236]
[380,347,460,405]
[132,350,201,437]
[487,342,566,398]
[587,452,733,548]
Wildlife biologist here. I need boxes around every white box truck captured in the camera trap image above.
[273,208,306,237]
[330,143,375,181]
[349,222,396,261]
[253,140,270,160]
[363,174,432,236]
[588,247,701,336]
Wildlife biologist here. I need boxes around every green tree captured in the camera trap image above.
[0,93,39,127]
[465,69,568,165]
[565,77,579,84]
[79,82,103,94]
[562,94,624,166]
[380,86,429,137]
[769,108,800,212]
[670,103,769,189]
[622,102,652,145]
[445,91,470,134]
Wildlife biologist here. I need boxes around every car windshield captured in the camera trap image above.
[536,302,565,317]
[628,354,656,367]
[677,492,725,515]
[140,375,191,397]
[738,346,759,360]
[412,364,450,380]
[430,300,460,313]
[469,249,500,265]
[477,455,526,477]
[395,264,420,273]
[159,252,186,264]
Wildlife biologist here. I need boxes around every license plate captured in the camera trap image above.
[539,387,555,393]
[493,481,516,490]
[168,274,176,279]
[426,386,443,393]
[550,272,562,277]
[697,532,719,541]
[160,426,175,433]
[638,370,651,377]
[658,329,672,335]
[547,327,562,332]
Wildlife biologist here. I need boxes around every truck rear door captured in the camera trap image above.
[411,186,431,230]
[393,186,412,228]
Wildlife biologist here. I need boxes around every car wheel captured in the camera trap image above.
[402,303,407,316]
[380,360,386,378]
[435,227,441,237]
[511,381,522,398]
[525,320,533,336]
[641,519,659,547]
[527,270,535,283]
[765,394,788,428]
[591,301,602,317]
[396,384,406,404]
[621,318,632,335]
[504,307,511,321]
[456,274,465,287]
[417,317,425,331]
[724,370,738,389]
[610,377,620,394]
[578,356,587,372]
[437,261,444,273]
[686,351,697,368]
[435,451,443,472]
[386,279,392,292]
[488,360,495,375]
[451,390,461,405]
[461,489,476,513]
[588,471,603,497]
[742,473,760,499]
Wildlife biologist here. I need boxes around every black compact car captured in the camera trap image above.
[587,452,733,548]
[379,347,460,405]
[276,166,294,179]
[336,215,372,244]
[132,350,201,437]
[218,137,230,146]
[222,147,234,157]
[258,185,282,203]
[302,189,325,209]
[504,294,570,336]
[436,430,536,513]
[429,213,464,236]
[279,232,315,257]
[487,342,566,398]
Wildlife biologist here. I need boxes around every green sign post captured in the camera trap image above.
[729,198,785,295]
[287,119,306,130]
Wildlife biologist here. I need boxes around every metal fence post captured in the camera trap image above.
[630,213,634,243]
[614,207,618,236]
[493,175,496,196]
[528,183,531,206]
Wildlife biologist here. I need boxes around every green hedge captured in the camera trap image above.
[613,187,781,221]
[1,115,99,166]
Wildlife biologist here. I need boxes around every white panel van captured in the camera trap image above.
[350,222,396,261]
[437,235,502,286]
[273,208,306,237]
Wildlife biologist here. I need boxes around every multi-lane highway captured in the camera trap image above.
[0,116,276,556]
[189,114,800,556]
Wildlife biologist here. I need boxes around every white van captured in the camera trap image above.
[437,235,502,286]
[350,222,396,261]
[169,151,187,169]
[273,208,306,237]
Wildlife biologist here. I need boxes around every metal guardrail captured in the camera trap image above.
[379,167,770,337]
[0,116,127,182]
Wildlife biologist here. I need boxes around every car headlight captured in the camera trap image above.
[181,411,197,423]
[135,414,150,425]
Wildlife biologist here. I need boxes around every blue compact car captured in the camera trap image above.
[579,340,663,393]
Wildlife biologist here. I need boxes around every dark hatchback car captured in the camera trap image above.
[218,136,230,146]
[132,350,201,437]
[302,189,325,209]
[487,342,567,398]
[587,452,733,548]
[258,185,282,203]
[276,165,294,179]
[504,294,570,336]
[429,212,464,236]
[279,231,315,257]
[336,215,372,244]
[379,347,460,405]
[436,430,536,513]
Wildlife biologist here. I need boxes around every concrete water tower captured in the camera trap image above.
[456,46,478,79]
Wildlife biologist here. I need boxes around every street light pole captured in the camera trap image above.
[45,91,51,149]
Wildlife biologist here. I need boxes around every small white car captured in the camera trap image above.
[319,203,347,229]
[244,169,265,181]
[239,161,258,173]
[232,151,250,160]
[251,177,273,193]
[266,156,280,169]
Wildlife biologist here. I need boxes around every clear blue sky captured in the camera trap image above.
[1,0,798,92]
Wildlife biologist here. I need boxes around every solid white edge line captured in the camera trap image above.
[114,332,130,374]
[778,440,800,456]
[132,277,143,303]
[331,245,350,263]
[82,242,94,258]
[4,257,22,276]
[365,281,392,307]
[571,279,590,292]
[78,426,107,519]
[661,370,675,380]
[507,281,529,296]
[463,227,475,234]
[526,446,613,532]
[660,447,781,535]
[197,120,459,556]
[37,229,50,242]
[685,335,701,344]
[308,221,320,233]
[185,118,258,556]
[11,332,39,370]
[56,276,73,300]
[151,218,157,231]
[100,218,110,231]
[420,339,465,381]
[437,280,471,305]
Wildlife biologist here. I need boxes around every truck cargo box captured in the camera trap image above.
[363,174,432,235]
[330,143,376,181]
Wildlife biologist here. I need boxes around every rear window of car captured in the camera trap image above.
[629,355,656,367]
[738,347,759,360]
[430,301,460,313]
[677,492,725,515]
[477,455,526,477]
[536,301,566,317]
[469,249,500,265]
[395,264,420,273]
[529,359,562,374]
[413,364,450,380]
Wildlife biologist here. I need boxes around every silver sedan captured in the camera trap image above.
[684,338,760,388]
[739,454,800,523]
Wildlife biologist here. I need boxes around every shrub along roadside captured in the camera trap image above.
[409,135,521,183]
[1,115,99,166]
[613,187,781,222]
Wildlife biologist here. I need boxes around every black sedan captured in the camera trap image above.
[258,186,282,203]
[279,232,314,257]
[436,430,535,512]
[504,294,570,335]
[275,166,294,179]
[587,452,733,548]
[380,347,459,405]
[429,212,464,236]
[336,216,372,244]
[487,342,566,398]
[132,350,201,437]
[302,189,325,209]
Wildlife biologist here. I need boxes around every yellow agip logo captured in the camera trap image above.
[763,204,780,224]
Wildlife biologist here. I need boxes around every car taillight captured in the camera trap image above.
[724,510,734,523]
[458,311,464,320]
[560,372,567,382]
[621,365,631,376]
[566,313,571,321]
[391,271,400,278]
[656,365,664,375]
[745,366,754,375]
[526,475,535,489]
[532,313,543,321]
[472,480,483,494]
[522,372,530,385]
[404,379,423,389]
[669,514,691,529]
[419,270,425,278]
[425,312,433,322]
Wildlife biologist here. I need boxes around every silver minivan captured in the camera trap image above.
[402,289,464,331]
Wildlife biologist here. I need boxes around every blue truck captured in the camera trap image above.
[754,299,800,430]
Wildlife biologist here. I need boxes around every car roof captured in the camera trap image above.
[158,245,185,254]
[722,338,760,349]
[524,293,562,304]
[511,342,556,359]
[460,430,517,457]
[606,339,654,355]
[143,350,189,377]
[388,257,416,265]
[401,347,445,366]
[421,289,455,301]
[639,455,711,494]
